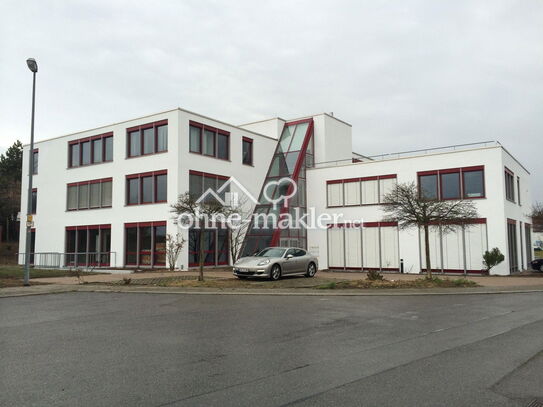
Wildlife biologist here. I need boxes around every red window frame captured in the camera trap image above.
[68,132,113,168]
[188,121,230,161]
[124,221,167,267]
[66,177,113,211]
[65,224,112,267]
[325,174,398,208]
[242,137,253,165]
[417,166,485,201]
[126,120,168,158]
[125,170,167,205]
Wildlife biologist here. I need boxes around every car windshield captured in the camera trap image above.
[256,248,286,258]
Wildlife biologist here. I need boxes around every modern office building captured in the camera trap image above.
[19,108,533,275]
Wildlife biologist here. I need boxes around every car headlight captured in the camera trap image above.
[257,259,271,266]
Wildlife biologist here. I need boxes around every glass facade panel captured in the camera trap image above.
[157,125,168,152]
[125,227,138,264]
[441,172,460,199]
[289,123,308,151]
[156,174,167,202]
[217,133,229,159]
[189,173,203,199]
[78,184,89,209]
[81,141,91,165]
[128,178,139,204]
[71,144,80,167]
[143,128,154,154]
[189,125,201,153]
[139,226,152,265]
[129,131,141,156]
[203,129,215,156]
[154,226,166,265]
[101,181,112,207]
[93,139,103,163]
[279,126,294,152]
[419,174,438,199]
[104,136,113,161]
[89,183,101,208]
[141,176,153,203]
[67,186,78,210]
[464,170,484,198]
[242,140,252,165]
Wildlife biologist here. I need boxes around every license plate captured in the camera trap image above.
[238,268,248,272]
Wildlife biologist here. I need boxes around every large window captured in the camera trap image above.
[124,222,166,267]
[32,149,39,174]
[126,170,167,205]
[242,137,253,165]
[188,228,229,267]
[417,166,485,200]
[507,219,518,273]
[326,175,397,207]
[188,121,230,160]
[505,167,515,202]
[127,120,168,158]
[69,133,113,168]
[67,178,112,210]
[188,170,230,202]
[65,224,111,267]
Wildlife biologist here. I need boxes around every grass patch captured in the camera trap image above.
[0,265,106,288]
[317,277,478,290]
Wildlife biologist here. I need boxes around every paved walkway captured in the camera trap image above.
[30,269,543,288]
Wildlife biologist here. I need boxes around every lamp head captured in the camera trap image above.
[26,58,38,73]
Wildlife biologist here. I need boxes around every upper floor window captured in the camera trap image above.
[67,178,112,211]
[69,133,113,168]
[189,121,230,160]
[189,170,230,203]
[31,188,37,214]
[517,176,521,205]
[418,166,485,200]
[242,137,253,165]
[127,120,168,158]
[505,167,515,202]
[32,149,39,174]
[126,170,167,205]
[326,175,397,207]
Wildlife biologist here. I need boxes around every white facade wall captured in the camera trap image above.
[306,146,532,276]
[20,108,276,269]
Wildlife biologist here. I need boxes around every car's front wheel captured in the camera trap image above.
[305,262,317,278]
[270,264,281,281]
[540,264,543,272]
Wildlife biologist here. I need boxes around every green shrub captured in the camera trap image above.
[483,248,505,274]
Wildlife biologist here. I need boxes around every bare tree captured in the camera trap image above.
[381,182,479,278]
[171,192,227,281]
[531,202,543,232]
[166,233,186,271]
[223,195,253,263]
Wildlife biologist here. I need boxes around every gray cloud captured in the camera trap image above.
[1,0,542,201]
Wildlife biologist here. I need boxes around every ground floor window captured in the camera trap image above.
[525,224,532,264]
[65,225,111,267]
[327,222,399,271]
[124,221,166,267]
[188,228,229,267]
[507,220,518,273]
[420,220,488,274]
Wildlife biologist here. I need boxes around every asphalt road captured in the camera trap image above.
[1,292,543,407]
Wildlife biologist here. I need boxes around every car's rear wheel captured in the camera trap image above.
[540,264,543,272]
[270,264,281,281]
[305,262,317,278]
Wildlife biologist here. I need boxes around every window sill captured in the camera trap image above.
[125,202,168,207]
[126,150,168,160]
[189,151,231,162]
[66,206,113,212]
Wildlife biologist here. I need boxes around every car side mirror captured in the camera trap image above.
[286,254,293,260]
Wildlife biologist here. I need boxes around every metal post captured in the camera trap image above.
[23,70,36,286]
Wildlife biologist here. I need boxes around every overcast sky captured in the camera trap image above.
[1,0,542,201]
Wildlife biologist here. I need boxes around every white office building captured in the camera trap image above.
[19,108,533,275]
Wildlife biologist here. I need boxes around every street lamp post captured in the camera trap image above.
[24,58,38,286]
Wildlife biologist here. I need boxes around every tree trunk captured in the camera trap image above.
[424,224,433,279]
[198,229,205,281]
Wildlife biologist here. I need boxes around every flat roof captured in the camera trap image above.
[25,107,276,147]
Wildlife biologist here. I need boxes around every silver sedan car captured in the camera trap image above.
[233,247,318,281]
